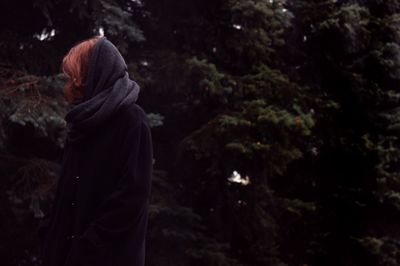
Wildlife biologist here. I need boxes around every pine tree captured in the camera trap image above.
[140,0,317,265]
[287,0,400,264]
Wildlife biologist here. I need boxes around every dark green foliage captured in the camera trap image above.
[286,0,400,265]
[147,170,242,266]
[0,67,67,156]
[0,154,59,266]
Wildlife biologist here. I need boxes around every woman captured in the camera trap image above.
[39,36,153,266]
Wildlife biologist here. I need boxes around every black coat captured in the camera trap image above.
[39,37,153,266]
[40,103,153,266]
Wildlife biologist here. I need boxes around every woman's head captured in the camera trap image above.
[62,36,101,103]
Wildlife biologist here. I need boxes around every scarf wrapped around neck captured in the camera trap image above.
[64,36,140,144]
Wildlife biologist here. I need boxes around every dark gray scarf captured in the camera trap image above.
[64,36,140,144]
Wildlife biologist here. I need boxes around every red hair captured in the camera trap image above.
[62,36,101,103]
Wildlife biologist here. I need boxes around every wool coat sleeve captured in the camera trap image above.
[65,115,153,265]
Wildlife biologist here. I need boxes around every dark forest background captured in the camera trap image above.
[1,0,400,265]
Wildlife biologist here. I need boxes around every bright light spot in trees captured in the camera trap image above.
[33,28,56,41]
[233,24,242,30]
[228,170,251,186]
[311,147,319,156]
[99,27,105,36]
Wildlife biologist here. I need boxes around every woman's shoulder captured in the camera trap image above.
[115,103,151,154]
[117,103,149,131]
